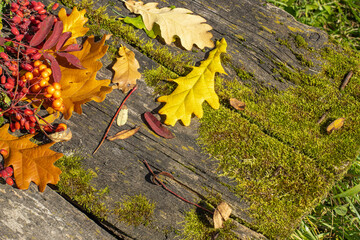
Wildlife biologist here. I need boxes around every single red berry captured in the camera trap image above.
[15,113,22,121]
[5,167,14,176]
[24,121,30,130]
[14,122,20,130]
[15,10,24,18]
[10,123,16,132]
[38,9,46,15]
[29,115,36,123]
[29,128,36,134]
[20,117,26,126]
[52,3,59,10]
[11,27,20,36]
[0,52,9,61]
[24,109,34,115]
[22,87,29,94]
[12,15,22,24]
[31,53,42,60]
[29,122,36,128]
[10,3,19,12]
[0,170,7,178]
[0,149,8,157]
[38,2,45,8]
[6,178,14,186]
[15,34,24,41]
[1,76,6,84]
[4,83,14,90]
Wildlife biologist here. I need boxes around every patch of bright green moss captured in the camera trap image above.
[294,34,308,48]
[55,155,109,219]
[143,66,178,96]
[113,194,155,226]
[199,44,360,238]
[178,209,238,240]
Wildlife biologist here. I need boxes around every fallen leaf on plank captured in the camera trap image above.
[48,128,73,142]
[213,201,232,229]
[107,126,141,141]
[327,117,345,134]
[144,112,174,139]
[116,105,128,126]
[230,98,245,110]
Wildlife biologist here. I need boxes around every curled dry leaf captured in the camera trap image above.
[327,117,345,134]
[48,128,72,142]
[107,126,141,141]
[230,98,246,110]
[116,105,128,126]
[213,201,232,229]
[144,112,174,139]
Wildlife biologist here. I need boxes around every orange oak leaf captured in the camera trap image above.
[56,35,113,119]
[58,7,89,45]
[0,124,63,192]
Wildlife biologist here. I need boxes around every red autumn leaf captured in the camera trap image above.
[63,43,82,52]
[30,15,55,46]
[43,52,61,82]
[57,52,85,69]
[56,32,72,50]
[43,20,64,50]
[144,112,174,139]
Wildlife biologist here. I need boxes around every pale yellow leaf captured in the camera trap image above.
[327,117,345,134]
[107,126,141,141]
[125,0,214,50]
[48,128,73,143]
[112,45,141,93]
[116,105,129,126]
[213,201,232,229]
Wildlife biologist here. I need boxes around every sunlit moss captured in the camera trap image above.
[113,194,155,226]
[55,155,109,219]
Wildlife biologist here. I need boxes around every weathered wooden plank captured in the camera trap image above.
[0,183,115,240]
[6,0,357,239]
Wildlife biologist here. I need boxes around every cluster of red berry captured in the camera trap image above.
[0,0,66,134]
[0,149,15,186]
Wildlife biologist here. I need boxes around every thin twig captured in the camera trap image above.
[340,70,353,91]
[143,159,213,214]
[93,85,138,154]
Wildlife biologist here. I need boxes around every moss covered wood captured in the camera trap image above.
[45,0,360,239]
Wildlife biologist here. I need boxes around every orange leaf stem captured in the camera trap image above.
[93,85,138,154]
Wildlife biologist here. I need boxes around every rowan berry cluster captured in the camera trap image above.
[0,149,15,186]
[0,0,66,134]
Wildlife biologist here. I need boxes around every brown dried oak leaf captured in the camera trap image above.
[0,124,63,192]
[112,45,141,93]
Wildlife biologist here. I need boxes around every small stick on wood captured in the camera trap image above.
[93,85,138,154]
[143,159,213,214]
[340,70,353,91]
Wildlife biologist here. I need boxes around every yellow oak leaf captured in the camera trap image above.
[57,35,113,119]
[58,7,89,44]
[157,38,227,126]
[0,124,63,192]
[125,0,214,50]
[112,45,141,93]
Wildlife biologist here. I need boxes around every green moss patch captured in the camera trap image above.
[178,209,238,240]
[199,44,360,238]
[55,155,109,219]
[113,194,155,226]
